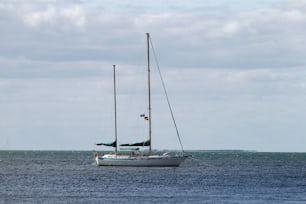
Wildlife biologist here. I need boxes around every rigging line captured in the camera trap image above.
[148,36,185,153]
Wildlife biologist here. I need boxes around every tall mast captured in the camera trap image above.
[146,33,152,154]
[113,64,118,156]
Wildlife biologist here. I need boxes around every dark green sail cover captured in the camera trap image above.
[120,139,150,147]
[96,141,117,147]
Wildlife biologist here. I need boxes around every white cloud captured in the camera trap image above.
[22,5,86,28]
[60,5,86,28]
[23,7,57,26]
[222,21,241,36]
[284,10,305,22]
[225,69,291,83]
[1,0,306,151]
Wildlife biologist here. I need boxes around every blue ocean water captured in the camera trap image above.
[0,151,306,203]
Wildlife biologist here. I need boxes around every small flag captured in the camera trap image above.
[140,114,149,120]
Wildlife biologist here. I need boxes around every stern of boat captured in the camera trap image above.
[93,151,100,165]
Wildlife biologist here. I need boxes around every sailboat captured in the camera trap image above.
[93,33,188,167]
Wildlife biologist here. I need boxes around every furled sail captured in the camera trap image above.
[96,141,117,147]
[120,139,150,147]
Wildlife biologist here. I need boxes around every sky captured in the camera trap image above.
[1,0,306,152]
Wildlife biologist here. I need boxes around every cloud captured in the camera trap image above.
[23,7,57,27]
[222,21,241,36]
[60,5,86,27]
[1,0,306,69]
[1,0,306,151]
[284,9,306,22]
[23,5,86,28]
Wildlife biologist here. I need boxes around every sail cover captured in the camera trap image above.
[96,141,117,147]
[120,139,150,147]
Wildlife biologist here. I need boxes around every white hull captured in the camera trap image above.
[95,155,187,167]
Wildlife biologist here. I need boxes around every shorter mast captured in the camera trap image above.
[113,64,118,156]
